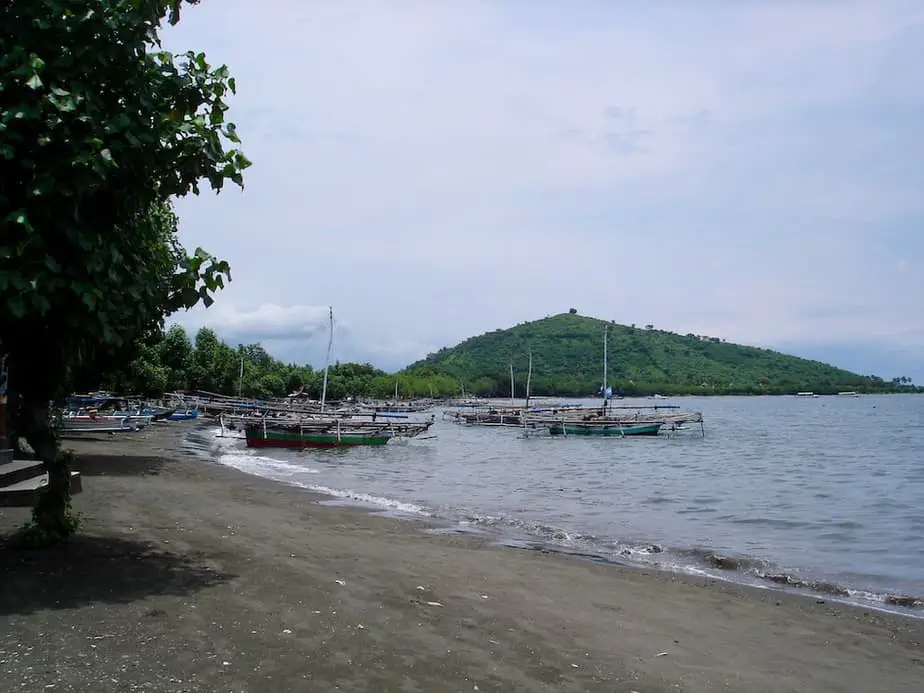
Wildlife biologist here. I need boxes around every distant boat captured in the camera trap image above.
[796,392,818,398]
[526,327,669,438]
[547,421,662,437]
[837,391,860,397]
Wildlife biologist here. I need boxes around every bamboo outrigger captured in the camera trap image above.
[228,308,436,449]
[523,327,705,438]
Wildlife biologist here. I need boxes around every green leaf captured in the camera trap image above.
[26,73,43,89]
[8,295,25,318]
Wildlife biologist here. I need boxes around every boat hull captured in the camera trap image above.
[245,428,390,449]
[548,422,662,437]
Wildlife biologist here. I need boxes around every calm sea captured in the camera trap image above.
[185,394,924,615]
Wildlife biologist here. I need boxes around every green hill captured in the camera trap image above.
[403,312,902,397]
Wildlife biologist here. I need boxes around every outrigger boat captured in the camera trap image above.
[242,307,436,449]
[243,416,435,449]
[443,356,582,428]
[523,326,704,438]
[58,411,145,436]
[546,419,662,437]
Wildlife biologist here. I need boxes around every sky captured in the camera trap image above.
[163,0,924,382]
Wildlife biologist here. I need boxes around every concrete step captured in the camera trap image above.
[0,471,83,507]
[0,459,46,489]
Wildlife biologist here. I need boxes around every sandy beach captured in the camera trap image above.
[1,424,921,692]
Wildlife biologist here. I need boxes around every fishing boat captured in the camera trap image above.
[445,406,525,426]
[140,404,177,421]
[547,420,662,437]
[59,412,140,436]
[244,420,391,448]
[524,326,696,438]
[243,417,435,449]
[243,307,436,449]
[167,407,199,421]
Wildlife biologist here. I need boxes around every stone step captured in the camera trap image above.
[0,471,83,507]
[0,459,46,489]
[0,448,13,465]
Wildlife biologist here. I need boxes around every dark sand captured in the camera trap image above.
[1,425,921,692]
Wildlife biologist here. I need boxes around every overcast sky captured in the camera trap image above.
[163,1,924,381]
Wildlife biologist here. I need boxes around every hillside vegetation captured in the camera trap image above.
[404,313,914,397]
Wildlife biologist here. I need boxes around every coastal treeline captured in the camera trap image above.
[98,326,461,400]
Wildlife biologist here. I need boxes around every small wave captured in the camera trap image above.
[641,495,673,505]
[731,517,812,529]
[685,548,770,572]
[461,513,597,546]
[217,451,321,478]
[306,485,430,517]
[755,572,922,608]
[757,571,851,597]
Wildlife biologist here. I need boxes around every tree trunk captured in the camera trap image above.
[21,395,75,543]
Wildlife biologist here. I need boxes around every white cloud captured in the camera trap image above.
[160,0,924,375]
[171,302,437,371]
[178,303,331,342]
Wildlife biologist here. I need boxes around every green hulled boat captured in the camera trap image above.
[245,423,392,448]
[547,421,662,437]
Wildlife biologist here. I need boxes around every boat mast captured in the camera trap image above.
[602,325,608,413]
[525,351,533,410]
[320,306,333,413]
[510,363,515,405]
[238,356,244,399]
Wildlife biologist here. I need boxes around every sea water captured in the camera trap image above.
[184,394,924,615]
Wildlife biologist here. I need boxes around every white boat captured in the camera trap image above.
[59,413,141,436]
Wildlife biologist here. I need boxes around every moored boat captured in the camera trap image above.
[547,421,662,437]
[243,416,434,449]
[245,423,391,448]
[59,413,140,436]
[167,407,199,421]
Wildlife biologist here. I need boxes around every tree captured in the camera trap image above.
[161,324,194,390]
[568,308,578,315]
[0,0,250,544]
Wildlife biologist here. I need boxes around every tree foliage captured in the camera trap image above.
[0,0,250,544]
[100,327,462,400]
[404,313,921,397]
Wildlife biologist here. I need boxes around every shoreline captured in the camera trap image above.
[2,424,923,691]
[189,421,924,618]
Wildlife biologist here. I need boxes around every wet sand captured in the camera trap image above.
[1,424,921,692]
